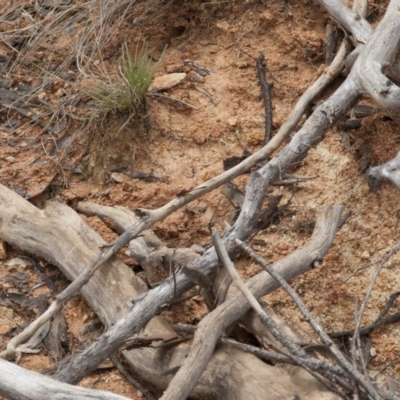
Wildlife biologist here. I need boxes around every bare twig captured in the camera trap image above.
[158,205,344,400]
[236,239,398,400]
[147,92,197,110]
[351,242,400,379]
[255,53,273,145]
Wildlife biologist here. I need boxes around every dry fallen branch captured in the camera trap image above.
[0,0,361,368]
[51,68,360,384]
[0,185,292,400]
[48,41,365,383]
[212,232,347,398]
[236,239,397,400]
[0,357,131,400]
[159,204,343,400]
[1,1,399,398]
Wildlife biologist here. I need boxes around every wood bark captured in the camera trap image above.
[0,185,341,400]
[159,204,343,400]
[1,1,400,398]
[0,358,130,400]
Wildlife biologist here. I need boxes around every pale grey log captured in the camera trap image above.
[0,358,130,400]
[368,152,400,192]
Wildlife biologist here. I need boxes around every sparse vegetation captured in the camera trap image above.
[84,43,165,118]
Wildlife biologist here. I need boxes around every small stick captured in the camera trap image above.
[194,86,217,105]
[147,92,197,110]
[235,238,386,400]
[329,312,400,339]
[375,292,400,321]
[352,242,400,373]
[256,53,273,145]
[282,0,293,18]
[213,231,348,397]
[272,174,317,185]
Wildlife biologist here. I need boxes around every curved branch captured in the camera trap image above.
[160,205,343,400]
[52,73,359,385]
[317,0,372,44]
[352,0,400,110]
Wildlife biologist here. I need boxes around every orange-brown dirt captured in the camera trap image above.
[1,0,400,398]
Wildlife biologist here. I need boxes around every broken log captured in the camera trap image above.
[0,185,339,399]
[0,358,130,400]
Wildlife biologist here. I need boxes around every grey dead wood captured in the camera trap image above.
[1,58,334,360]
[0,185,347,400]
[77,202,204,285]
[0,186,288,400]
[159,204,343,400]
[50,57,360,385]
[0,0,358,373]
[172,323,349,381]
[351,0,400,111]
[317,0,371,45]
[0,184,320,400]
[320,0,400,192]
[77,203,349,397]
[216,233,350,397]
[211,231,348,399]
[0,11,377,399]
[3,0,399,396]
[0,358,130,400]
[236,240,400,400]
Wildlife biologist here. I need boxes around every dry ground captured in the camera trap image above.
[1,0,400,397]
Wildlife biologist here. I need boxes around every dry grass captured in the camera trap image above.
[83,42,165,119]
[0,0,169,181]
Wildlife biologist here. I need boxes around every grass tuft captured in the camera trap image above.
[85,42,165,117]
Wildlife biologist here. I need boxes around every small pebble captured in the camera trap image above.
[280,243,289,251]
[111,172,125,183]
[187,70,205,83]
[227,117,237,127]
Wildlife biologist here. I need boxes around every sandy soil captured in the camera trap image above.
[1,0,400,397]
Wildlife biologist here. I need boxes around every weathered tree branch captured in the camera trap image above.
[317,0,372,44]
[0,358,130,400]
[159,204,343,400]
[351,0,400,110]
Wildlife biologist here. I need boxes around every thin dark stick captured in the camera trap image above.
[110,355,156,400]
[329,312,400,339]
[375,292,400,322]
[256,54,273,145]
